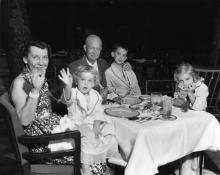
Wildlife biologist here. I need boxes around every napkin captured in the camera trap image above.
[48,140,74,152]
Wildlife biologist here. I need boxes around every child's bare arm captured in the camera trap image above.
[58,68,73,101]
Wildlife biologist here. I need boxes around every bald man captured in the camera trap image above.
[68,35,109,92]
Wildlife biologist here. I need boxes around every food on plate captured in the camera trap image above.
[112,96,142,105]
[104,107,140,118]
[139,95,151,101]
[130,102,152,110]
[173,97,185,107]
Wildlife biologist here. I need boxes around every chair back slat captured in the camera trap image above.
[211,73,220,106]
[0,92,28,167]
[204,72,208,82]
[207,72,214,88]
[194,67,220,112]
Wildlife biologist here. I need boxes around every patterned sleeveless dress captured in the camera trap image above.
[21,68,73,164]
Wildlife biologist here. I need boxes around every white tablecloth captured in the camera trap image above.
[109,107,220,175]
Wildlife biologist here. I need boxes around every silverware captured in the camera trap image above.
[136,117,152,123]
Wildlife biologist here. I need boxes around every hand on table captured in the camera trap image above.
[129,88,138,96]
[116,87,130,97]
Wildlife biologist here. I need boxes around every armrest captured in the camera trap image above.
[18,130,81,145]
[22,149,76,161]
[19,130,81,162]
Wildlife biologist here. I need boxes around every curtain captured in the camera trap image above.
[2,0,32,81]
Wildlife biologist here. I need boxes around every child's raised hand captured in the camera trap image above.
[58,68,73,86]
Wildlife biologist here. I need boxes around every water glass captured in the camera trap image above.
[181,100,188,112]
[162,104,172,119]
[151,92,163,112]
[162,96,173,119]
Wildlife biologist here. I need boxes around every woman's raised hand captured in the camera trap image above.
[58,68,73,86]
[31,71,45,91]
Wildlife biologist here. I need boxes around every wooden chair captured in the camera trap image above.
[0,92,81,175]
[193,67,220,175]
[194,66,220,118]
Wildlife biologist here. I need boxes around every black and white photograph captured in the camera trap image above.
[1,0,220,175]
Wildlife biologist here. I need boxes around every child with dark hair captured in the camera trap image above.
[105,43,141,97]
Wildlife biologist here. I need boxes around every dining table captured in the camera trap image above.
[103,100,220,175]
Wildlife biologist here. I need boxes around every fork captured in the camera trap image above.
[136,117,152,123]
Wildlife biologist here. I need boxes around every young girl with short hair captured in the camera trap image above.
[58,65,124,175]
[174,63,209,111]
[173,63,209,175]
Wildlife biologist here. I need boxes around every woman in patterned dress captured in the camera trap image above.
[10,41,72,164]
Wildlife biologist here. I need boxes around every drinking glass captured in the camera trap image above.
[162,103,172,119]
[181,100,188,112]
[151,92,163,113]
[162,96,173,119]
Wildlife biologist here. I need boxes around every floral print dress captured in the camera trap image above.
[21,68,73,164]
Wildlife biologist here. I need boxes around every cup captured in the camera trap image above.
[151,92,163,112]
[162,96,173,119]
[162,104,172,119]
[181,100,188,112]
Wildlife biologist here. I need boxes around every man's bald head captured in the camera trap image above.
[83,35,102,64]
[85,35,102,47]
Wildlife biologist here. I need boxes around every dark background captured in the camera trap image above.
[26,0,218,64]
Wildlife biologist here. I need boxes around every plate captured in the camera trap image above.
[104,107,140,119]
[139,95,151,101]
[173,98,185,108]
[112,96,142,105]
[130,102,152,110]
[158,115,177,121]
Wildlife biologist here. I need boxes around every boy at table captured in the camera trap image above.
[105,43,141,97]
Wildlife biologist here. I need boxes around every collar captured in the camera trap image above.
[74,88,100,114]
[195,77,204,88]
[86,58,97,67]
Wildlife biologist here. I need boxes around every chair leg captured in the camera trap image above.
[199,151,204,175]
